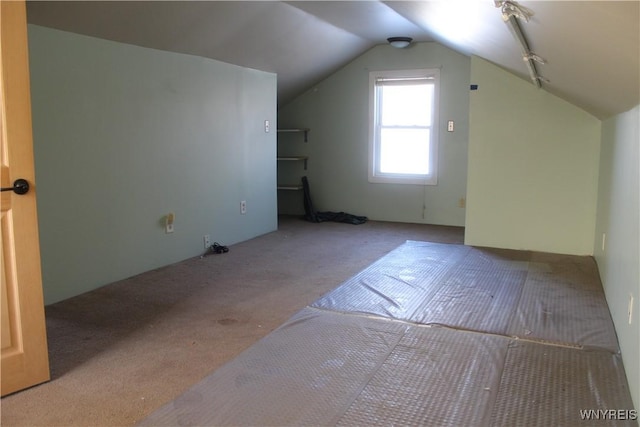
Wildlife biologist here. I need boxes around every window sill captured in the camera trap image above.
[368,173,437,186]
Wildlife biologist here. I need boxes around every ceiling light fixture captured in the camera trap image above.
[387,37,413,49]
[495,0,534,22]
[494,0,547,88]
[523,53,547,64]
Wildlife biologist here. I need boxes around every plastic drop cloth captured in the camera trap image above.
[140,308,510,426]
[140,241,635,427]
[313,241,620,351]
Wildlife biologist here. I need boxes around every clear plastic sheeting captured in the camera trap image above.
[410,267,527,335]
[140,241,635,427]
[337,325,509,427]
[312,241,620,351]
[507,274,619,351]
[140,309,409,426]
[311,242,471,319]
[140,309,633,427]
[492,341,635,427]
[141,308,511,427]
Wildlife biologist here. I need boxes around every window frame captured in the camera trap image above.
[368,68,440,185]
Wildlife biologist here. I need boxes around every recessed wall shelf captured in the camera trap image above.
[276,128,309,197]
[277,128,309,142]
[277,155,308,170]
[277,184,304,191]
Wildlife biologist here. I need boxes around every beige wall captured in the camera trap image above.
[465,56,601,255]
[593,104,640,410]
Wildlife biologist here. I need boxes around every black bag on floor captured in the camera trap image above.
[301,176,367,225]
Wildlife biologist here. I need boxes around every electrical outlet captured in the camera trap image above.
[204,234,211,249]
[629,294,634,325]
[240,200,247,215]
[165,212,175,234]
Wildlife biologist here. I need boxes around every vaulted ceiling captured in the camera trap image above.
[27,1,639,119]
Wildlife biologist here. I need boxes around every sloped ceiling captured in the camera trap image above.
[26,1,639,119]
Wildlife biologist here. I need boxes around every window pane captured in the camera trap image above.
[380,128,430,175]
[380,84,433,126]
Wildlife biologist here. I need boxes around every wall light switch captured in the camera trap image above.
[447,120,454,132]
[264,120,270,133]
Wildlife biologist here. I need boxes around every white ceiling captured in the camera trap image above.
[26,1,640,119]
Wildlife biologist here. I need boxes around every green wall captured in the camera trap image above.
[465,56,601,255]
[28,25,277,304]
[277,42,470,226]
[593,104,640,409]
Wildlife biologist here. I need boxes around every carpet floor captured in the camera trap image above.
[1,216,464,426]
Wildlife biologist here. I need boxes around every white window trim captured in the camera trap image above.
[368,68,440,185]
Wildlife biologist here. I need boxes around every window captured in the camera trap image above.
[368,69,439,185]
